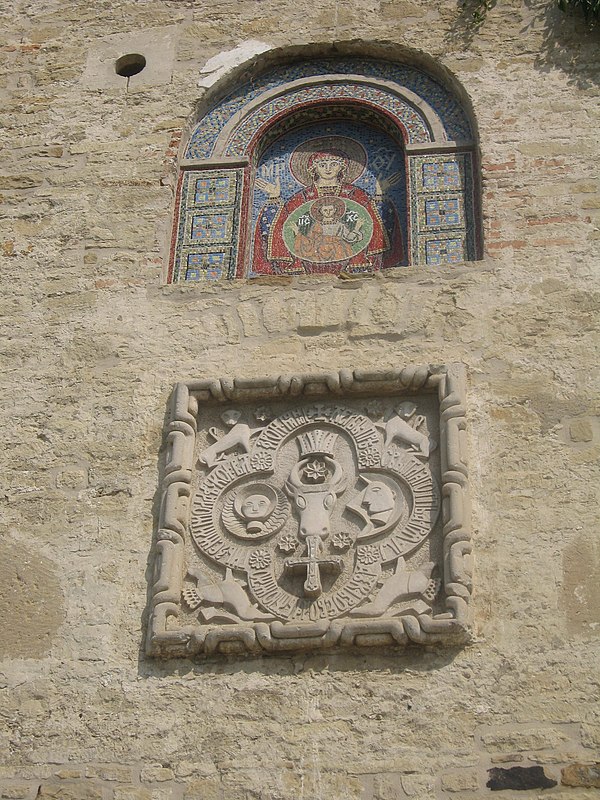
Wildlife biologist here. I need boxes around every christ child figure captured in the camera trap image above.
[253,137,403,275]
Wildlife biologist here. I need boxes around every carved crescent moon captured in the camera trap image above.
[347,472,407,541]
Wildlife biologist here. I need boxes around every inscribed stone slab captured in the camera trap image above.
[146,365,472,658]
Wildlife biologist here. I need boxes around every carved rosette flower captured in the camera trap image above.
[331,532,352,551]
[277,534,298,553]
[365,400,383,419]
[250,452,273,471]
[357,545,380,565]
[360,451,381,468]
[303,458,328,483]
[248,549,272,570]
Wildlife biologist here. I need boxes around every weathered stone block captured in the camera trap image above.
[568,417,594,442]
[51,772,81,781]
[139,768,174,784]
[38,784,104,800]
[0,174,44,189]
[0,784,38,800]
[372,773,404,800]
[84,765,134,782]
[400,773,435,798]
[486,766,557,791]
[440,769,479,792]
[113,789,153,800]
[480,726,571,753]
[0,535,65,659]
[181,777,222,800]
[561,763,600,788]
[147,789,181,800]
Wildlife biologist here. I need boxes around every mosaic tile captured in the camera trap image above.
[418,196,465,231]
[193,175,234,206]
[169,168,243,282]
[184,251,228,281]
[223,83,431,156]
[408,153,477,265]
[422,161,462,190]
[190,212,231,243]
[186,58,473,159]
[423,237,465,265]
[250,120,408,277]
[413,155,466,193]
[424,198,461,227]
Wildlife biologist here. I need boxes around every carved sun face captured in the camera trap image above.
[241,493,273,520]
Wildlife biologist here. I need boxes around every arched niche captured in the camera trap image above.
[169,56,481,283]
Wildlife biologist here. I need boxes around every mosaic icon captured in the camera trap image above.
[168,59,480,281]
[252,134,404,275]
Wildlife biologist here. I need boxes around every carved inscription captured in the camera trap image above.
[185,400,441,625]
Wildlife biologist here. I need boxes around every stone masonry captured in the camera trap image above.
[0,0,599,798]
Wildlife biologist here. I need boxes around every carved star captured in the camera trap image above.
[278,534,298,554]
[331,532,353,551]
[303,458,328,483]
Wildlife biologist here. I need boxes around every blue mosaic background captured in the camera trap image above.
[409,153,477,265]
[250,121,408,275]
[187,58,473,159]
[171,168,243,282]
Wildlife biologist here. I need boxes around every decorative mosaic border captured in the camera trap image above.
[186,58,473,159]
[222,82,433,156]
[408,153,478,265]
[146,364,473,658]
[170,168,244,282]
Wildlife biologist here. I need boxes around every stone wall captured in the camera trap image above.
[1,0,599,798]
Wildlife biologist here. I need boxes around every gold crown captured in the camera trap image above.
[296,429,339,459]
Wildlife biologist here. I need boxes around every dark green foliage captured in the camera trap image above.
[558,0,600,22]
[460,0,497,27]
[464,0,599,26]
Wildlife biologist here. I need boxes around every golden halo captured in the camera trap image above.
[289,136,367,187]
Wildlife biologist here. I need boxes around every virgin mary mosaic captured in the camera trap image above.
[251,124,407,275]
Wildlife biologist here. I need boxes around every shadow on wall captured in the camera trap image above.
[137,642,465,679]
[445,0,600,90]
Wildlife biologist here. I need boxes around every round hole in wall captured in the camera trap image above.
[115,53,146,78]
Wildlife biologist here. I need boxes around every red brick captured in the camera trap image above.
[526,215,579,225]
[487,240,527,250]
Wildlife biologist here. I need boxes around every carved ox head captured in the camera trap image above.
[285,456,346,540]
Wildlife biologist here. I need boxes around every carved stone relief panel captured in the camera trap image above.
[146,365,472,658]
